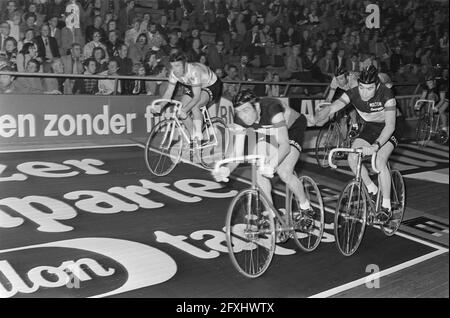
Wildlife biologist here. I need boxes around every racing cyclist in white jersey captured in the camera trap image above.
[315,65,403,222]
[159,51,223,145]
[325,66,360,138]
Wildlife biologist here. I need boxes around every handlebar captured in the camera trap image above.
[213,155,273,182]
[413,99,435,111]
[328,148,380,174]
[149,99,183,114]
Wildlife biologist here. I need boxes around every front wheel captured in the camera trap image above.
[416,115,432,148]
[145,119,185,176]
[334,181,367,256]
[200,117,229,169]
[315,122,341,168]
[225,189,276,278]
[289,176,324,252]
[381,170,406,236]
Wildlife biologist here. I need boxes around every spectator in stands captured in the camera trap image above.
[147,21,166,50]
[285,44,303,80]
[81,57,99,95]
[128,32,149,64]
[186,37,203,62]
[0,62,15,93]
[85,15,106,44]
[130,62,148,95]
[65,0,81,33]
[317,50,336,82]
[3,37,17,69]
[139,12,151,35]
[97,58,120,95]
[124,18,141,47]
[17,28,35,52]
[6,11,21,43]
[0,1,18,24]
[105,30,123,58]
[12,58,44,94]
[118,0,137,36]
[390,45,405,74]
[346,51,361,72]
[222,64,240,99]
[35,23,60,64]
[164,32,182,54]
[43,57,65,94]
[92,46,108,72]
[0,23,11,53]
[421,48,433,67]
[235,13,247,39]
[20,12,40,37]
[61,42,84,94]
[61,14,85,56]
[116,43,133,94]
[48,15,62,49]
[47,0,66,24]
[26,2,45,28]
[207,39,226,71]
[236,53,253,81]
[83,30,109,61]
[16,42,38,72]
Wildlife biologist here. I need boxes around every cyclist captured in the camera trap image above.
[212,89,314,224]
[315,65,403,222]
[325,66,359,138]
[415,74,449,134]
[158,51,223,145]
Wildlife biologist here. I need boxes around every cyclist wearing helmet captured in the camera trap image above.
[326,65,360,137]
[159,50,223,144]
[315,65,402,222]
[212,89,314,221]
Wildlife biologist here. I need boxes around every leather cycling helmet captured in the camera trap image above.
[233,89,258,108]
[358,65,379,84]
[334,65,348,77]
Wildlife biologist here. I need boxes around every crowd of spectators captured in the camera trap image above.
[0,0,448,97]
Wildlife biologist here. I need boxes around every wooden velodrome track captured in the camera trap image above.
[0,139,448,298]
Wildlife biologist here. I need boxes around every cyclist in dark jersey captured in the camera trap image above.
[315,65,401,222]
[212,89,314,219]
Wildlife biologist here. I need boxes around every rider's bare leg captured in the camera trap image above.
[192,91,212,141]
[376,142,395,210]
[439,102,448,131]
[348,138,377,193]
[277,147,310,209]
[180,94,194,136]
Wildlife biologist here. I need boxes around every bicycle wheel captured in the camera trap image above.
[334,181,367,256]
[145,119,185,176]
[381,170,406,236]
[200,117,229,169]
[225,189,276,278]
[416,115,432,148]
[289,176,324,252]
[315,122,341,168]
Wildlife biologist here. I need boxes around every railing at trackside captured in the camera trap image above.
[0,71,419,98]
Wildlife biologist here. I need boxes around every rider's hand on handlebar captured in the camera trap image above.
[259,164,275,178]
[178,109,188,120]
[212,166,230,182]
[361,145,378,156]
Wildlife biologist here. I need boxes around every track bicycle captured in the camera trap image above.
[414,99,449,147]
[215,150,325,278]
[328,148,406,256]
[145,99,229,176]
[315,102,363,168]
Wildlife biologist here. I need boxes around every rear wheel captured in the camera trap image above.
[334,181,367,256]
[226,189,275,278]
[315,122,341,168]
[200,117,229,169]
[145,119,185,176]
[381,170,406,236]
[289,176,324,252]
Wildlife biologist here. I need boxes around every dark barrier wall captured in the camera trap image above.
[0,94,419,149]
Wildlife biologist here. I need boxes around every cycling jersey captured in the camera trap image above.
[345,84,396,123]
[168,62,217,88]
[234,98,307,152]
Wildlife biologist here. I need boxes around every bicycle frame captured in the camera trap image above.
[150,99,220,151]
[414,99,442,134]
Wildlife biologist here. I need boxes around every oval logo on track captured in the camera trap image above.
[0,238,177,298]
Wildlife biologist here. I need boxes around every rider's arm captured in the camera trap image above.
[161,82,176,100]
[436,91,446,109]
[375,98,397,148]
[224,124,246,173]
[315,93,350,125]
[268,113,290,167]
[326,87,335,103]
[183,85,202,114]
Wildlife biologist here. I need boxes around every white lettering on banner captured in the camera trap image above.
[64,191,139,214]
[42,105,136,137]
[366,4,380,29]
[173,179,238,198]
[0,238,177,298]
[108,186,164,209]
[0,159,109,182]
[17,161,79,178]
[0,114,36,137]
[0,196,76,232]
